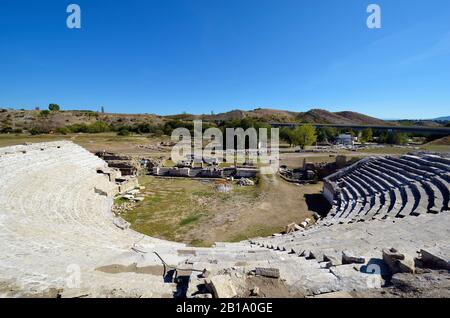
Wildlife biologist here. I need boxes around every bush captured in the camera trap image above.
[40,110,50,117]
[117,128,130,136]
[29,127,45,135]
[67,123,88,133]
[56,127,71,135]
[65,121,110,134]
[86,121,109,133]
[13,128,23,134]
[0,127,13,134]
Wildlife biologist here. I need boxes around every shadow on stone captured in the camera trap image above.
[304,193,331,217]
[360,258,391,278]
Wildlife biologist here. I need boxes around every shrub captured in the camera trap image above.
[86,121,109,133]
[40,110,50,117]
[67,123,88,133]
[29,127,45,135]
[66,121,109,134]
[0,127,13,134]
[56,127,71,135]
[117,128,130,136]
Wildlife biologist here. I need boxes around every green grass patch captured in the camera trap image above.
[180,214,202,226]
[192,190,216,197]
[114,197,129,205]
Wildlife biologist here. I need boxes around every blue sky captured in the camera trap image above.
[0,0,449,119]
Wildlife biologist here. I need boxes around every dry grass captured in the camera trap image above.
[121,174,323,247]
[0,133,171,155]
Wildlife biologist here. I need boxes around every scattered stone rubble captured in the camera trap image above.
[238,178,255,186]
[279,156,359,184]
[112,186,146,216]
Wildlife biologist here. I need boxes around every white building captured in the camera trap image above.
[336,134,354,146]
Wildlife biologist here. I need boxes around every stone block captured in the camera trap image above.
[284,223,297,234]
[324,254,342,267]
[310,250,325,262]
[206,275,237,298]
[382,248,405,273]
[255,267,280,279]
[420,248,450,270]
[250,286,260,296]
[398,257,416,274]
[342,251,366,265]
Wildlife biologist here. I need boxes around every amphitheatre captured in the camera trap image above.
[0,130,449,298]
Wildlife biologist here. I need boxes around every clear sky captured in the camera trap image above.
[0,0,449,119]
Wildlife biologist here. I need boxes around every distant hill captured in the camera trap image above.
[426,136,450,146]
[434,116,450,121]
[201,108,394,126]
[0,107,397,131]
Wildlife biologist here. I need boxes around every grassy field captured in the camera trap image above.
[420,144,450,153]
[354,146,414,155]
[121,176,264,246]
[119,173,323,246]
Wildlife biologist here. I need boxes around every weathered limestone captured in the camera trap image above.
[342,251,366,265]
[382,248,406,274]
[206,275,238,298]
[322,154,450,225]
[255,268,280,279]
[420,246,450,270]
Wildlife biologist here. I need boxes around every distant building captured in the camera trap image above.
[336,134,354,146]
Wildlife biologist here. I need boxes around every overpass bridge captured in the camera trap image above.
[270,123,450,136]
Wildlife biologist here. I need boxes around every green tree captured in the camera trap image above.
[392,132,409,145]
[317,127,338,143]
[378,131,409,145]
[280,127,295,146]
[360,128,373,143]
[292,124,317,149]
[48,104,60,111]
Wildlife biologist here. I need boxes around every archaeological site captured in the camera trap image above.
[1,0,449,304]
[0,140,449,298]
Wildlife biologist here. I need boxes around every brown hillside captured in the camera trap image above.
[0,107,394,130]
[334,111,394,126]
